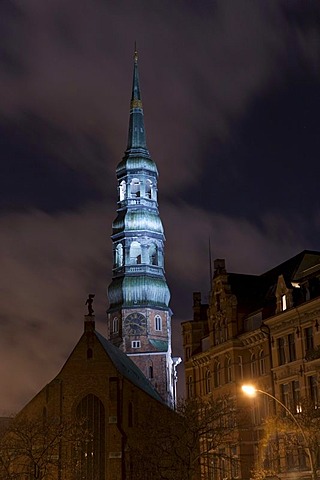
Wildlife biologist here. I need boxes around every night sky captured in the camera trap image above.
[1,0,320,413]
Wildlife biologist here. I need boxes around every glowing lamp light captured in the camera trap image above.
[241,385,257,396]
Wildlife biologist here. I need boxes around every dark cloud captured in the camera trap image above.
[0,0,320,412]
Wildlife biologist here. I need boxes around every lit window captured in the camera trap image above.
[131,340,141,348]
[155,315,162,331]
[281,294,287,311]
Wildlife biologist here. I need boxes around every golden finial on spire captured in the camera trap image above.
[134,41,138,63]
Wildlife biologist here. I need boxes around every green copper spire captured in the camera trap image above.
[126,45,148,154]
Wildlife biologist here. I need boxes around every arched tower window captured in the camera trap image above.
[145,179,152,199]
[129,241,142,264]
[130,178,140,198]
[119,180,126,201]
[155,315,162,331]
[115,243,123,267]
[149,243,158,266]
[76,394,105,480]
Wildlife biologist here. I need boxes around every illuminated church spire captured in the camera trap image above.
[107,48,174,406]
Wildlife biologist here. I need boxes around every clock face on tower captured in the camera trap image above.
[124,312,147,335]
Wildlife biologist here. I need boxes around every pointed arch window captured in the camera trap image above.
[130,178,140,198]
[76,394,105,480]
[130,241,142,264]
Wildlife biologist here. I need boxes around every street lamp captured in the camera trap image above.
[241,385,316,480]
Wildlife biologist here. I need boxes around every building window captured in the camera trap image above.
[131,340,141,348]
[309,375,319,407]
[205,370,211,394]
[288,333,296,362]
[225,357,232,383]
[259,350,265,375]
[292,380,301,413]
[148,365,153,379]
[76,394,105,480]
[230,446,239,478]
[281,294,287,311]
[238,356,243,379]
[213,361,220,387]
[185,346,191,360]
[305,326,314,352]
[277,337,286,365]
[280,383,290,410]
[250,353,257,378]
[155,315,162,331]
[223,319,228,342]
[187,376,193,398]
[113,317,119,334]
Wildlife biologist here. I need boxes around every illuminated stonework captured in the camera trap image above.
[107,50,174,407]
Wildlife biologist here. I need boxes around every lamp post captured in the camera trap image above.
[241,385,316,480]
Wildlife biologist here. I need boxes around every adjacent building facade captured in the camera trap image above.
[182,250,320,480]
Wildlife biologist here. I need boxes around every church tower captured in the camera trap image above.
[107,48,173,406]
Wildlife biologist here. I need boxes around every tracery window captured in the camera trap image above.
[76,394,105,480]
